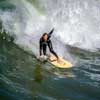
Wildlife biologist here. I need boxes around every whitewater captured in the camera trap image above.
[0,0,100,57]
[0,0,100,100]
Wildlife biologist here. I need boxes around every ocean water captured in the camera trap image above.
[0,0,100,100]
[0,39,100,100]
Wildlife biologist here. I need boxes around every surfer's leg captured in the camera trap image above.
[43,44,47,55]
[48,40,59,59]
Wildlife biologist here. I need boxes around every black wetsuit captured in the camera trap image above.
[39,29,58,59]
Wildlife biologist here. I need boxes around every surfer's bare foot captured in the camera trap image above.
[50,58,59,62]
[57,58,61,63]
[51,59,57,62]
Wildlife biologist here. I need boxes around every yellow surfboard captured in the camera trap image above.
[49,55,73,68]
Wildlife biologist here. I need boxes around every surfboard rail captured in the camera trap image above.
[49,55,73,68]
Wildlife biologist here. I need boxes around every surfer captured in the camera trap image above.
[39,28,59,61]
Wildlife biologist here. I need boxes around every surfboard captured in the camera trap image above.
[48,55,73,68]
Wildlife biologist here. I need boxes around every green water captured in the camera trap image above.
[0,39,100,100]
[0,0,15,10]
[0,0,100,99]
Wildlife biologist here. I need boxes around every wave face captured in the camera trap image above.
[0,1,100,100]
[0,0,100,56]
[0,34,100,100]
[38,0,100,51]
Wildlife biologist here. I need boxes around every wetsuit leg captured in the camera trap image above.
[47,40,58,59]
[43,44,47,55]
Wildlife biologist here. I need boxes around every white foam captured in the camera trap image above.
[0,0,100,57]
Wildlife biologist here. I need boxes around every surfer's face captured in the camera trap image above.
[44,34,48,41]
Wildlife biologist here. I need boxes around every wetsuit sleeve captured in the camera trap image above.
[48,28,54,39]
[39,38,42,56]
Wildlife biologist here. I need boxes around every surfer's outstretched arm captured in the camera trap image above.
[48,28,54,39]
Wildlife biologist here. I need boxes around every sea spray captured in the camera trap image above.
[0,0,47,56]
[0,0,100,58]
[39,0,100,51]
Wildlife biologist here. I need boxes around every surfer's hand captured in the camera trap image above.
[52,28,54,30]
[39,55,48,60]
[44,55,48,60]
[39,55,44,59]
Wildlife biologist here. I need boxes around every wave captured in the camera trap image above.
[0,0,100,57]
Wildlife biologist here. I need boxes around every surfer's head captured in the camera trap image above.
[42,33,48,41]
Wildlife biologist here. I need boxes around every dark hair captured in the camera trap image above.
[42,33,48,37]
[41,33,48,39]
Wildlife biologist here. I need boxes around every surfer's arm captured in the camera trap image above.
[39,39,42,56]
[48,28,54,39]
